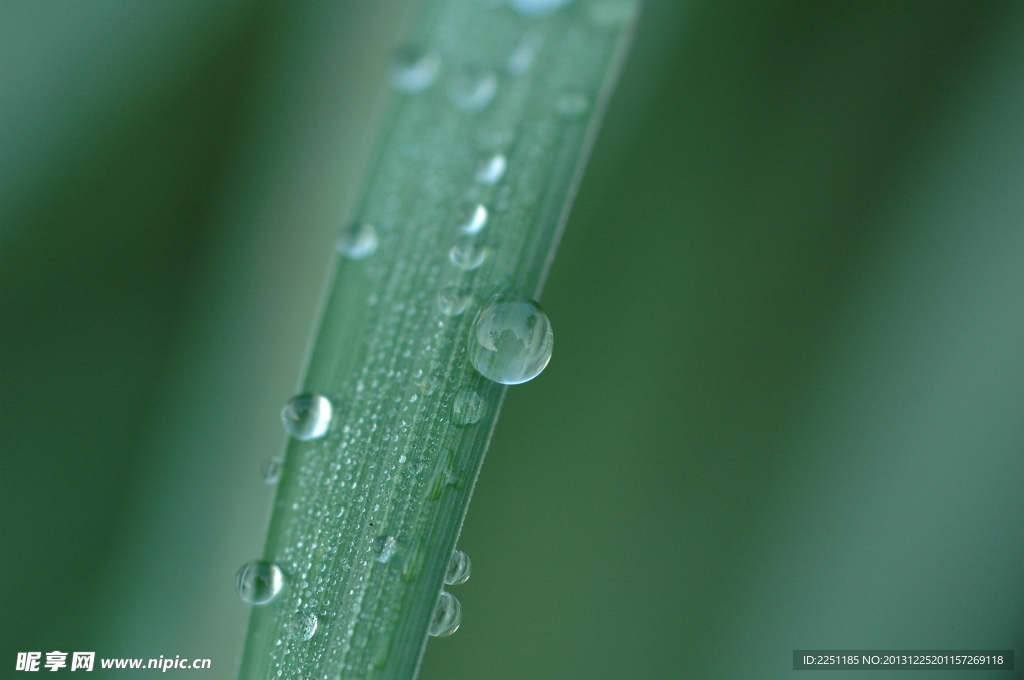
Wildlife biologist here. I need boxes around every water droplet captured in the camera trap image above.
[401,537,426,583]
[444,550,472,585]
[390,46,440,92]
[374,535,397,564]
[449,238,486,270]
[438,286,470,316]
[336,222,378,260]
[469,294,553,384]
[587,0,637,25]
[459,203,489,234]
[261,458,282,484]
[235,560,284,605]
[447,67,497,112]
[281,394,333,440]
[288,611,319,640]
[507,33,543,75]
[556,92,590,119]
[428,591,462,637]
[508,0,575,16]
[452,389,485,426]
[474,154,507,185]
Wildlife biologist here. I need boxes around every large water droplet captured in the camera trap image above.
[438,286,469,316]
[282,394,333,440]
[507,33,543,75]
[452,389,485,426]
[474,154,507,185]
[288,611,319,640]
[336,222,378,260]
[555,92,590,119]
[428,591,462,637]
[391,46,440,92]
[261,458,282,484]
[235,560,284,605]
[444,550,472,585]
[460,203,489,234]
[374,535,397,564]
[449,238,486,270]
[447,67,497,112]
[508,0,575,16]
[469,295,553,384]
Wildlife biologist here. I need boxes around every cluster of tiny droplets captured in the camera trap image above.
[235,0,639,677]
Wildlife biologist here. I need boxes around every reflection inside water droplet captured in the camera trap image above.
[336,222,378,260]
[428,591,462,637]
[235,560,284,605]
[391,46,440,92]
[444,549,472,585]
[282,394,333,440]
[452,389,485,426]
[447,67,497,112]
[288,611,319,640]
[469,294,553,384]
[449,238,486,270]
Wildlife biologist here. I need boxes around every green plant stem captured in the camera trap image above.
[238,1,638,678]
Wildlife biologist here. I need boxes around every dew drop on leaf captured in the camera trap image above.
[447,66,498,111]
[288,611,319,640]
[336,222,378,260]
[235,560,284,605]
[438,286,470,316]
[444,549,472,585]
[449,238,486,270]
[391,46,441,92]
[261,458,282,484]
[469,294,553,384]
[452,389,485,425]
[281,394,333,440]
[428,591,462,637]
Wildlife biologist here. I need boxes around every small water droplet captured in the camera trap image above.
[428,591,462,637]
[235,560,284,605]
[438,286,470,316]
[556,92,590,119]
[288,611,319,640]
[587,0,637,25]
[390,46,441,92]
[459,203,489,234]
[336,222,378,260]
[282,394,333,440]
[449,238,486,270]
[262,458,282,484]
[507,33,543,75]
[474,154,507,185]
[374,535,397,563]
[508,0,575,16]
[447,67,497,112]
[444,550,472,585]
[469,294,553,384]
[452,389,485,426]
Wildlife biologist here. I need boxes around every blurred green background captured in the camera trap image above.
[1,1,1021,678]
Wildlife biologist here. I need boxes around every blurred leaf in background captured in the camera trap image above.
[1,1,1022,679]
